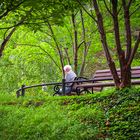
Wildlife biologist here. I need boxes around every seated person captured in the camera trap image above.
[54,65,77,95]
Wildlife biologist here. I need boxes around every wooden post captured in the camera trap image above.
[62,79,65,95]
[21,84,25,96]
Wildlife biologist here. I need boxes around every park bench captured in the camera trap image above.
[16,67,140,97]
[75,66,140,94]
[53,77,90,96]
[16,76,90,97]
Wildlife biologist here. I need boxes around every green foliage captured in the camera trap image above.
[107,88,140,139]
[0,88,140,139]
[0,0,140,97]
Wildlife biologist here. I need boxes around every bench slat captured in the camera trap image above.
[94,70,140,78]
[93,75,140,81]
[76,80,140,89]
[95,66,140,73]
[76,67,140,94]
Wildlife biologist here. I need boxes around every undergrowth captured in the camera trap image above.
[0,88,140,140]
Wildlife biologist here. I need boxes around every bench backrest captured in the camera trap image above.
[93,67,140,82]
[72,77,88,91]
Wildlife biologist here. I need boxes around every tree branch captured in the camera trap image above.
[127,32,140,67]
[130,4,140,17]
[117,5,122,15]
[76,0,97,23]
[122,0,132,61]
[0,8,33,30]
[103,0,113,17]
[46,20,64,76]
[111,0,125,73]
[14,43,61,71]
[78,40,85,49]
[0,27,16,57]
[0,0,25,20]
[0,8,33,57]
[128,0,133,8]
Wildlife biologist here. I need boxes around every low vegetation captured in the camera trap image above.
[0,88,140,140]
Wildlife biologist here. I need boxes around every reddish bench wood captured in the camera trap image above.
[76,67,140,94]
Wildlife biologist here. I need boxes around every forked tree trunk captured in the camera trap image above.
[93,0,121,88]
[111,0,131,87]
[92,0,140,88]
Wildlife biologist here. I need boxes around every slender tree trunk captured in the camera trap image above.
[79,9,89,76]
[47,21,65,77]
[120,0,132,87]
[93,0,120,87]
[111,0,126,80]
[64,48,71,65]
[71,13,78,75]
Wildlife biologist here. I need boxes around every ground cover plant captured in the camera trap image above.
[0,87,140,140]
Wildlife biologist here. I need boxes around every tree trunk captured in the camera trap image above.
[111,0,126,81]
[120,65,131,88]
[92,0,120,87]
[64,48,71,65]
[47,21,65,77]
[120,0,132,87]
[79,9,88,76]
[71,13,78,75]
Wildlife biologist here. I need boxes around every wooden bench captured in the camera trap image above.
[75,66,140,94]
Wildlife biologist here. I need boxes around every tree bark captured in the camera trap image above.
[121,0,132,87]
[111,0,126,80]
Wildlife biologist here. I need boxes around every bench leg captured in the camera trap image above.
[85,89,92,94]
[53,91,62,96]
[16,91,20,98]
[76,88,80,95]
[76,87,92,95]
[92,87,94,94]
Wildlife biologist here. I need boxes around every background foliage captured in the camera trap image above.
[0,0,140,93]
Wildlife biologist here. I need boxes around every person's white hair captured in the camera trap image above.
[63,65,72,72]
